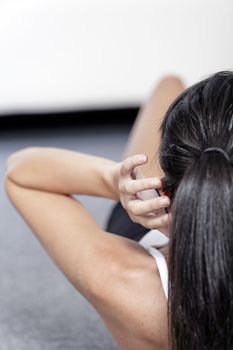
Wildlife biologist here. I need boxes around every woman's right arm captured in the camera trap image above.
[7,147,120,200]
[9,147,171,232]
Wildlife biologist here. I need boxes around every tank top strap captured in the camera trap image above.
[145,246,168,301]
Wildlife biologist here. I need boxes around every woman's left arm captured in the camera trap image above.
[5,147,147,307]
[6,147,120,200]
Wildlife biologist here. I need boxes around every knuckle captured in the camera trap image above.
[128,202,140,216]
[118,182,123,192]
[124,182,131,194]
[119,181,129,194]
[118,182,125,192]
[129,183,136,195]
[148,200,155,211]
[131,205,139,216]
[120,165,126,176]
[127,201,136,214]
[135,179,143,190]
[126,201,133,212]
[129,159,134,171]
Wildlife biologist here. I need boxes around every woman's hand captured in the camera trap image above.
[106,154,172,236]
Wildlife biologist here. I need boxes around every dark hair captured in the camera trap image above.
[159,71,233,349]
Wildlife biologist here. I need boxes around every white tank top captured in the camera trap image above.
[139,229,169,301]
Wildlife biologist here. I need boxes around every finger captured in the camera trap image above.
[128,196,170,216]
[120,177,162,195]
[120,154,148,177]
[139,213,172,229]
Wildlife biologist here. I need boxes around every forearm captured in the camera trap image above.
[6,147,119,200]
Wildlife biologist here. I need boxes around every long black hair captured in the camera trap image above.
[159,71,233,349]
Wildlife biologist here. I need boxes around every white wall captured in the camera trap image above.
[0,0,232,113]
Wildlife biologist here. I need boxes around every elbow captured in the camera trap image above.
[4,176,17,203]
[5,152,18,182]
[5,148,25,184]
[5,147,41,184]
[4,148,37,202]
[4,152,22,198]
[4,176,27,211]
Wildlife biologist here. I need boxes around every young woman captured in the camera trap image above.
[5,70,233,350]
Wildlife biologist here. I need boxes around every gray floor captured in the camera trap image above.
[0,123,131,350]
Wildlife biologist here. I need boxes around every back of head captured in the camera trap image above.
[159,71,233,350]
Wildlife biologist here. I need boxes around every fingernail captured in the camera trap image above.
[151,180,160,187]
[159,197,170,205]
[139,155,147,162]
[153,178,161,186]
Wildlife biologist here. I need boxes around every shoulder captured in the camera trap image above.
[90,234,169,349]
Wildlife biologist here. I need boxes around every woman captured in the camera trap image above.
[5,70,233,349]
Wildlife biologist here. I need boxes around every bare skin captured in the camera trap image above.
[5,75,185,350]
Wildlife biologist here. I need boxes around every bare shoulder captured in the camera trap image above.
[92,233,169,350]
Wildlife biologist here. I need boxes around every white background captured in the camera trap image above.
[0,0,232,113]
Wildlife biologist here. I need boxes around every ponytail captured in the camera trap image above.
[168,150,233,349]
[158,71,233,348]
